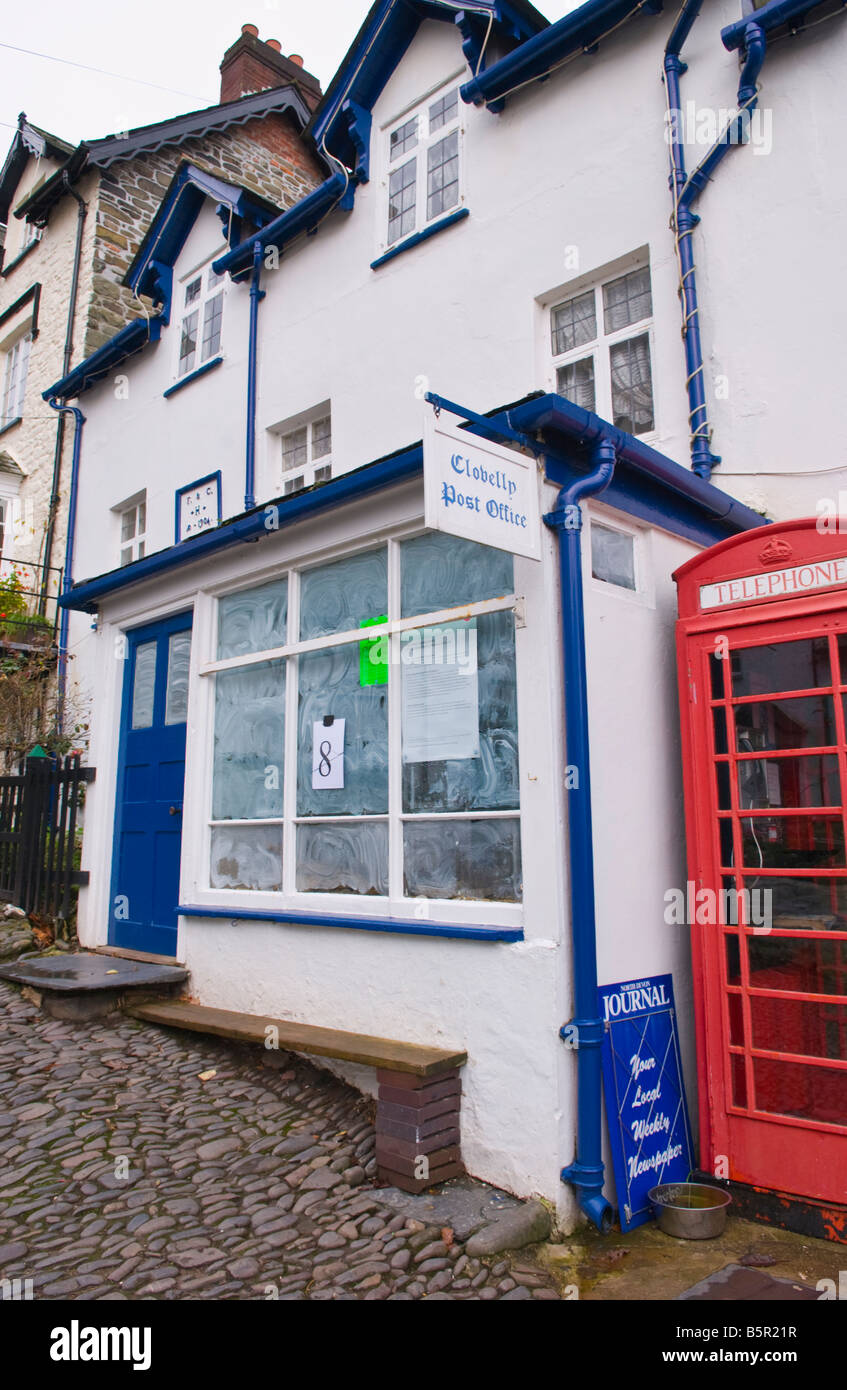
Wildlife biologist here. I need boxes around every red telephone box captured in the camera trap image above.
[675,520,847,1225]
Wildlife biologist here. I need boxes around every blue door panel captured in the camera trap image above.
[110,611,192,956]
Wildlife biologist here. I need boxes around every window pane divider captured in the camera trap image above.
[282,567,299,897]
[200,592,517,676]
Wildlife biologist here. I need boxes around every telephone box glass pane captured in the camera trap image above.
[739,815,845,869]
[745,875,847,926]
[735,696,835,751]
[736,755,840,809]
[731,1053,748,1108]
[730,637,831,697]
[725,934,741,985]
[748,937,847,993]
[754,1058,847,1125]
[728,991,744,1046]
[751,996,847,1061]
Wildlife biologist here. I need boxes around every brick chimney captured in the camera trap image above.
[220,23,323,109]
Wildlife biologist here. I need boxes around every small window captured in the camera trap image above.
[591,522,636,591]
[177,264,224,379]
[1,332,32,427]
[280,413,332,496]
[384,83,462,249]
[551,264,655,437]
[0,498,6,556]
[118,495,147,567]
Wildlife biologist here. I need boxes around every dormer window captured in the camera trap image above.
[177,263,225,378]
[383,81,463,251]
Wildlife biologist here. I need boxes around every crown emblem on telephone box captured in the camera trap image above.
[758,538,793,566]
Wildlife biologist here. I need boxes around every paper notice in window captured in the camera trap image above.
[401,620,480,764]
[312,718,346,790]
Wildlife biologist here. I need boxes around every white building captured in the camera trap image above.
[45,0,846,1228]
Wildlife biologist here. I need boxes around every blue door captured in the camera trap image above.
[110,611,193,955]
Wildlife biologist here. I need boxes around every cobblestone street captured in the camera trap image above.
[0,981,560,1301]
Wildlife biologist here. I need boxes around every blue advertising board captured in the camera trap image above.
[599,973,694,1231]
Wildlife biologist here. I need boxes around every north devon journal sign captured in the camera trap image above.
[424,412,542,561]
[599,973,694,1230]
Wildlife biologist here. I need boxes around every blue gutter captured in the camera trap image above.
[43,315,163,403]
[503,393,766,532]
[722,0,844,48]
[460,0,658,109]
[213,171,350,280]
[544,436,617,1234]
[665,0,838,478]
[47,401,85,726]
[244,240,264,512]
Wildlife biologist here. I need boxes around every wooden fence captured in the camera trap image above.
[0,754,94,921]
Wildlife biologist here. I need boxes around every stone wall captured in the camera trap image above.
[84,112,326,356]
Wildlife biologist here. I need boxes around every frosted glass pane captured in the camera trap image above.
[218,578,288,658]
[591,523,636,590]
[297,644,388,815]
[210,825,282,890]
[404,819,522,902]
[131,641,157,729]
[401,532,514,617]
[403,610,518,812]
[165,631,192,725]
[300,548,387,640]
[296,822,388,895]
[213,661,285,819]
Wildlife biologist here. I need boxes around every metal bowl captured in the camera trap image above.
[648,1182,732,1240]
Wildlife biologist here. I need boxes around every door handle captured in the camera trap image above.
[169,805,182,816]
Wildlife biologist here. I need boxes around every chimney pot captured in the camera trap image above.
[265,38,282,52]
[288,53,304,67]
[241,23,259,37]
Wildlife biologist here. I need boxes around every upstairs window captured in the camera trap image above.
[1,332,32,428]
[551,264,655,436]
[385,82,462,249]
[177,263,225,378]
[281,413,332,496]
[118,494,146,567]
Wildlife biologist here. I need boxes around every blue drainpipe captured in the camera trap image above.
[544,436,617,1234]
[47,399,85,730]
[664,7,766,479]
[244,239,265,512]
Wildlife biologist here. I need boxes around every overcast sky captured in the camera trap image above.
[1,0,584,150]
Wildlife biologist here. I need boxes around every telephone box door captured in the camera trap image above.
[676,522,847,1207]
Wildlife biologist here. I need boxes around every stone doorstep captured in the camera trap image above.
[0,953,189,1021]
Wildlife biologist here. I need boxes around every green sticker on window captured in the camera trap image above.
[360,616,388,687]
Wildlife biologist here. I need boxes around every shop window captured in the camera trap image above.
[116,493,147,567]
[280,412,332,495]
[207,534,522,906]
[550,264,655,436]
[383,81,462,251]
[176,262,225,379]
[1,331,32,428]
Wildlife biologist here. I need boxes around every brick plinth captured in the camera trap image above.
[375,1066,464,1194]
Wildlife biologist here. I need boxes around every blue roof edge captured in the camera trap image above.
[61,395,766,614]
[43,315,163,402]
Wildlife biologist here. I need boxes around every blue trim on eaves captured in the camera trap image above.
[178,903,524,942]
[43,315,163,402]
[60,392,767,614]
[371,208,469,269]
[61,444,423,612]
[163,355,223,399]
